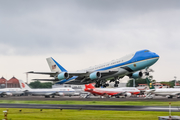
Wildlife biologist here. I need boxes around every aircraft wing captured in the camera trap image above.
[112,92,126,96]
[145,89,156,94]
[99,69,119,75]
[28,69,118,77]
[27,71,58,76]
[67,71,88,76]
[0,92,7,95]
[44,93,53,96]
[28,69,120,84]
[44,91,62,96]
[170,92,180,96]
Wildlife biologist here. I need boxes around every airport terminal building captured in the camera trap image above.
[0,77,20,88]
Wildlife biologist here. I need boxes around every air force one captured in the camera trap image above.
[28,49,159,87]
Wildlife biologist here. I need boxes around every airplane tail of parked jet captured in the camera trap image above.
[19,80,31,90]
[85,84,95,89]
[46,57,67,72]
[145,77,155,89]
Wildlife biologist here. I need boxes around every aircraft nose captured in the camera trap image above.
[153,53,159,58]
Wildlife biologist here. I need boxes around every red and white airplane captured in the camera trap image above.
[84,84,140,98]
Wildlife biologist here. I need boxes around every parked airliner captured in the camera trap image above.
[28,49,159,87]
[145,78,180,99]
[19,80,79,98]
[0,84,25,97]
[84,84,140,98]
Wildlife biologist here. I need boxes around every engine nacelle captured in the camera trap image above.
[57,93,64,96]
[89,72,101,80]
[58,72,69,80]
[74,93,80,96]
[6,93,13,96]
[125,93,131,97]
[130,71,143,79]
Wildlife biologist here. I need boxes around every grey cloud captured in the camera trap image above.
[0,0,180,55]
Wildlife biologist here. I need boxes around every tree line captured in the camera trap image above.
[29,81,53,88]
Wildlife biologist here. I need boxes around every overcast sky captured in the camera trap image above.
[0,0,180,83]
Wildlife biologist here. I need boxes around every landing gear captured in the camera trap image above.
[95,80,109,88]
[168,96,173,99]
[114,81,119,87]
[110,79,115,83]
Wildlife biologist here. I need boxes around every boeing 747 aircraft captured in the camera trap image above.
[84,84,140,98]
[28,49,159,87]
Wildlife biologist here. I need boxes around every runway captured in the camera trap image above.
[0,103,179,112]
[1,96,180,101]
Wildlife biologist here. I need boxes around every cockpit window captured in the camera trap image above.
[144,50,150,52]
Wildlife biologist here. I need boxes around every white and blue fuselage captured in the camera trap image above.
[56,49,159,85]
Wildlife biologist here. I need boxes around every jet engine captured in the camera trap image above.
[57,93,64,96]
[6,93,13,96]
[129,71,143,79]
[89,72,101,80]
[58,72,69,80]
[125,93,131,97]
[74,93,80,96]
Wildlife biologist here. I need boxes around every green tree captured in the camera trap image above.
[126,78,148,87]
[29,81,53,88]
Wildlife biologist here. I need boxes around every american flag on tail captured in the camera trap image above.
[52,65,56,69]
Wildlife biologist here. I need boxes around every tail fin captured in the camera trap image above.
[145,77,155,89]
[46,57,67,73]
[85,84,95,89]
[19,80,31,90]
[84,84,95,91]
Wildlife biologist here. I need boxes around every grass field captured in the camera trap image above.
[0,100,180,106]
[0,108,179,120]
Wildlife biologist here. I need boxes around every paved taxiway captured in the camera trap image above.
[1,96,180,101]
[0,104,179,112]
[1,96,180,112]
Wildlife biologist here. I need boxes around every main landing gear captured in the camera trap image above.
[109,77,120,87]
[95,77,121,88]
[95,80,109,88]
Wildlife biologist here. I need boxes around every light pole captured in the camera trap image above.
[133,78,135,87]
[26,73,28,84]
[174,76,177,86]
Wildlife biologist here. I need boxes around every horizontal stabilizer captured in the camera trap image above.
[27,71,58,76]
[32,79,59,81]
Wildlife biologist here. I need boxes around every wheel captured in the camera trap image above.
[168,96,173,99]
[115,96,120,98]
[95,84,100,88]
[115,81,119,84]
